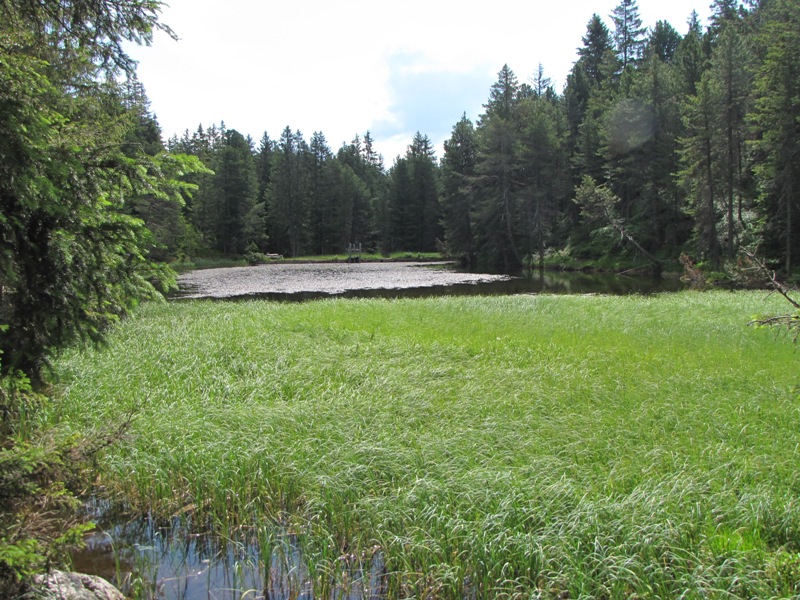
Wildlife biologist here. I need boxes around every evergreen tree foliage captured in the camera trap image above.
[647,21,681,63]
[710,24,752,258]
[207,129,258,254]
[121,80,193,262]
[441,115,478,263]
[578,14,615,87]
[681,76,723,267]
[268,128,310,257]
[482,65,520,123]
[383,134,441,253]
[336,136,381,250]
[611,0,647,72]
[26,1,793,280]
[0,0,204,379]
[675,11,707,96]
[386,158,415,252]
[749,0,800,272]
[255,132,275,204]
[306,131,334,255]
[517,92,569,266]
[473,116,523,271]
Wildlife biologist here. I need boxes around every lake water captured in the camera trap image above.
[73,500,387,600]
[174,261,685,301]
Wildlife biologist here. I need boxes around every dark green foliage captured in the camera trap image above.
[611,0,646,72]
[0,3,214,591]
[329,137,378,251]
[0,0,207,380]
[267,127,310,257]
[675,12,706,96]
[0,367,124,595]
[207,130,258,254]
[473,116,523,271]
[517,91,570,267]
[441,115,477,263]
[749,0,800,273]
[578,14,615,87]
[647,20,681,63]
[481,64,519,123]
[384,133,441,253]
[386,158,415,252]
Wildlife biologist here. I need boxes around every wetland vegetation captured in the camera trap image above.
[4,0,800,597]
[48,290,800,598]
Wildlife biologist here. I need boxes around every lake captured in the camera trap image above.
[174,261,686,300]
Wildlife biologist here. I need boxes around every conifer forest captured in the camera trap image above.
[3,1,800,596]
[141,0,800,275]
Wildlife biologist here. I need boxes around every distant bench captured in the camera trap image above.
[347,243,362,263]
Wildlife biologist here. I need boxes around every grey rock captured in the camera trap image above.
[28,570,123,600]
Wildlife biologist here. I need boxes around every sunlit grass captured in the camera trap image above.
[49,291,800,598]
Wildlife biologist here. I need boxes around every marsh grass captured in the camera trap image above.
[49,291,800,598]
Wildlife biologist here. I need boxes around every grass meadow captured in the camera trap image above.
[47,291,800,598]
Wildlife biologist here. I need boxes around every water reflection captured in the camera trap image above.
[173,264,685,302]
[72,500,385,599]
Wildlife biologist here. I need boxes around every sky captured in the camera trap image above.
[128,0,713,164]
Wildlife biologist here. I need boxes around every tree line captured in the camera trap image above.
[1,1,798,589]
[3,0,800,378]
[129,0,800,276]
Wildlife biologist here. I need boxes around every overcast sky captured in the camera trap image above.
[128,0,712,163]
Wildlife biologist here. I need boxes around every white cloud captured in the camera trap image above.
[130,0,711,161]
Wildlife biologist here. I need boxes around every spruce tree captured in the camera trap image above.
[749,0,800,272]
[207,129,258,254]
[441,115,478,264]
[0,0,205,378]
[611,0,647,72]
[267,128,310,257]
[578,14,615,86]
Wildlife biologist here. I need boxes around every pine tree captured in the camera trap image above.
[306,131,332,253]
[749,0,800,272]
[635,44,686,251]
[532,63,553,98]
[473,116,523,271]
[481,65,520,123]
[578,14,615,86]
[566,16,616,185]
[383,133,441,252]
[362,130,383,169]
[208,129,258,254]
[675,11,707,96]
[517,94,568,267]
[336,136,380,249]
[386,157,414,251]
[710,25,751,258]
[681,76,723,267]
[408,133,441,251]
[0,0,205,378]
[646,21,681,63]
[441,114,478,264]
[611,0,647,72]
[256,132,275,203]
[267,128,310,257]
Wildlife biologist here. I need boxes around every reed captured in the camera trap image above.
[49,291,800,597]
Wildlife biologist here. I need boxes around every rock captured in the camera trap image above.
[28,570,123,600]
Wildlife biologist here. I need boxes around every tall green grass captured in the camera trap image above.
[48,291,800,597]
